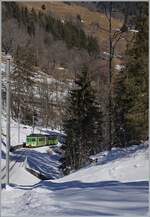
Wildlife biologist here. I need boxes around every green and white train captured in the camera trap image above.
[26,134,58,148]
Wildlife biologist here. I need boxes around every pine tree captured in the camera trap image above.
[112,70,128,147]
[113,4,148,146]
[61,65,103,174]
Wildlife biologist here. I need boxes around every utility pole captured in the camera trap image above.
[0,0,2,210]
[108,2,113,150]
[0,67,1,216]
[6,55,11,186]
[18,113,20,144]
[101,2,113,150]
[32,114,35,134]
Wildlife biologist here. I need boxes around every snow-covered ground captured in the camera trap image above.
[1,114,63,185]
[1,58,149,216]
[1,140,149,217]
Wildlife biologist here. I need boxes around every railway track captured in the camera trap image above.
[1,140,57,184]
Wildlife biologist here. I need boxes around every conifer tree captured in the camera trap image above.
[113,4,148,145]
[61,65,103,174]
[112,70,128,147]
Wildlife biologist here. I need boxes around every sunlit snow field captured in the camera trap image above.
[1,117,149,217]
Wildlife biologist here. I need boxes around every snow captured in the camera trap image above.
[1,114,63,186]
[62,143,148,183]
[56,66,65,70]
[1,62,6,72]
[115,64,125,71]
[103,51,110,56]
[1,140,149,217]
[25,146,62,180]
[2,179,148,216]
[113,28,120,32]
[1,60,69,105]
[49,90,68,101]
[1,56,148,216]
[5,163,39,186]
[2,116,40,147]
[129,29,139,33]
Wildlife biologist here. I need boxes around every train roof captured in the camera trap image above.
[27,134,55,137]
[42,130,66,137]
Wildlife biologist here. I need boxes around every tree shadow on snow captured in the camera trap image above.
[12,180,149,191]
[8,180,149,216]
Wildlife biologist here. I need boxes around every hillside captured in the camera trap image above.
[2,1,148,146]
[1,102,148,216]
[1,1,148,160]
[1,2,148,217]
[18,1,126,55]
[2,141,149,216]
[1,53,70,128]
[2,1,133,143]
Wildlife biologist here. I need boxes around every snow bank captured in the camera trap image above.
[2,143,149,217]
[58,143,149,183]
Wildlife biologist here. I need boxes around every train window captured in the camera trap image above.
[39,138,44,141]
[32,138,36,142]
[27,138,30,143]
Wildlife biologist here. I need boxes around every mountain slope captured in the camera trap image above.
[18,1,126,53]
[2,143,149,217]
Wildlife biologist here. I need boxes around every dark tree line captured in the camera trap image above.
[113,4,148,146]
[60,3,148,174]
[79,2,147,23]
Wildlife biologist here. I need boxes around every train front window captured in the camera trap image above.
[27,138,30,143]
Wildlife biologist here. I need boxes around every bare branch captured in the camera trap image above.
[101,3,110,23]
